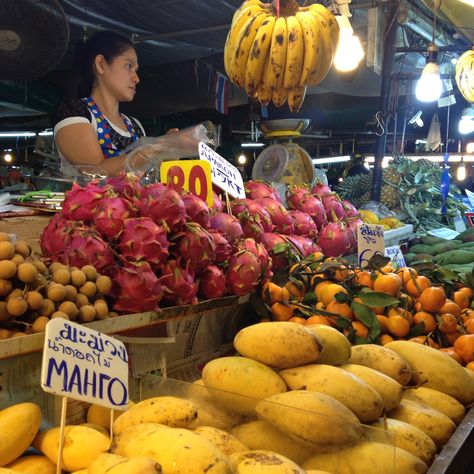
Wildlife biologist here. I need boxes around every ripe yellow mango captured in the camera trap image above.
[233,322,322,369]
[88,453,162,474]
[305,324,351,365]
[87,401,135,431]
[255,390,362,446]
[386,341,474,404]
[340,363,403,411]
[230,450,305,473]
[348,344,412,385]
[6,455,56,474]
[388,399,456,448]
[202,356,287,415]
[280,364,384,422]
[193,426,248,456]
[0,402,42,467]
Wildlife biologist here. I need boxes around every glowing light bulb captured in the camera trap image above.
[334,15,364,73]
[416,62,442,102]
[237,154,247,165]
[457,162,466,181]
[459,106,474,135]
[466,142,474,154]
[3,153,12,163]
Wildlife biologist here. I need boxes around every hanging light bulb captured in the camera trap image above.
[459,105,474,135]
[416,44,443,102]
[334,16,364,72]
[457,157,466,181]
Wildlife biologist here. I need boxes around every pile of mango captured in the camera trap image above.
[260,252,474,371]
[2,323,473,473]
[358,210,404,230]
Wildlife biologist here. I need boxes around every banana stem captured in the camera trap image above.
[275,0,299,16]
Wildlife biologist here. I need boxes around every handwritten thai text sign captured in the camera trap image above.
[41,319,129,409]
[198,142,245,199]
[385,245,406,268]
[358,223,385,268]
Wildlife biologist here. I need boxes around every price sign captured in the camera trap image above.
[454,212,467,233]
[198,142,245,199]
[428,227,460,240]
[358,223,385,269]
[385,245,406,268]
[161,160,213,207]
[41,319,129,410]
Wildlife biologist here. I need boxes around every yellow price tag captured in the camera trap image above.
[160,160,213,207]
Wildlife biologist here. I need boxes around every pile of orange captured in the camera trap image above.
[260,257,474,371]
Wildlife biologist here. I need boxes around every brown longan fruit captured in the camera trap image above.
[32,316,49,333]
[26,291,43,310]
[0,301,9,322]
[64,285,78,301]
[32,260,48,274]
[47,283,67,302]
[0,328,12,339]
[51,311,69,320]
[108,311,119,318]
[75,293,89,308]
[93,301,109,320]
[7,288,23,300]
[49,262,67,273]
[14,241,31,258]
[0,260,16,279]
[0,241,15,260]
[10,254,25,266]
[53,268,71,285]
[96,275,112,295]
[58,301,78,320]
[82,265,98,281]
[17,262,38,283]
[0,232,11,242]
[71,269,87,288]
[78,305,96,322]
[79,281,97,298]
[0,278,13,297]
[6,297,28,317]
[40,298,55,316]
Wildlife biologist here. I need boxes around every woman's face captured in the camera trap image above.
[98,47,140,102]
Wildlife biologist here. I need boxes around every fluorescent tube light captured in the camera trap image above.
[0,132,36,138]
[312,155,351,164]
[241,142,265,148]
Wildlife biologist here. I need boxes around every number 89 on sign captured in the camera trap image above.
[160,160,213,207]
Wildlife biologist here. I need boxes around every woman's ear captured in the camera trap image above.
[94,54,106,75]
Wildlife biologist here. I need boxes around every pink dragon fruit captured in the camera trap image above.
[208,230,232,263]
[93,197,136,240]
[238,211,265,241]
[311,181,331,197]
[117,217,169,266]
[198,265,227,299]
[172,222,216,272]
[226,250,262,296]
[245,180,281,202]
[105,172,145,205]
[238,238,273,281]
[322,194,346,222]
[286,185,310,210]
[317,220,353,257]
[209,212,244,242]
[295,194,327,230]
[181,192,210,227]
[62,182,113,223]
[285,235,321,257]
[231,199,273,232]
[56,228,115,272]
[289,210,318,239]
[140,183,186,232]
[113,261,164,313]
[260,232,295,272]
[342,200,359,219]
[210,191,224,212]
[255,198,292,234]
[159,259,198,306]
[40,214,77,258]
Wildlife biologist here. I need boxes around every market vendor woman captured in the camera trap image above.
[54,31,172,177]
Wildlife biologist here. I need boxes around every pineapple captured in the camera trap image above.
[335,174,372,208]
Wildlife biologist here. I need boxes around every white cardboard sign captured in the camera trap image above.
[357,223,385,268]
[198,142,245,199]
[385,245,406,268]
[428,227,460,240]
[41,319,129,409]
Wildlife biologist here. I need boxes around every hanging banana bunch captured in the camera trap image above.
[224,0,340,113]
[455,48,474,103]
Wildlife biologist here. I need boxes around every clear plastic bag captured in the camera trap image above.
[124,121,217,178]
[359,200,397,218]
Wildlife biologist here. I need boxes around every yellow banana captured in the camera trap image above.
[244,15,276,97]
[257,82,273,106]
[231,12,269,88]
[272,86,288,107]
[288,86,307,113]
[304,3,340,54]
[283,15,304,89]
[295,11,323,86]
[224,4,270,81]
[266,16,288,90]
[306,10,333,85]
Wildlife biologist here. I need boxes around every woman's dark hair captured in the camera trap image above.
[69,30,135,98]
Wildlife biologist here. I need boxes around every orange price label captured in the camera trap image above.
[160,160,213,207]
